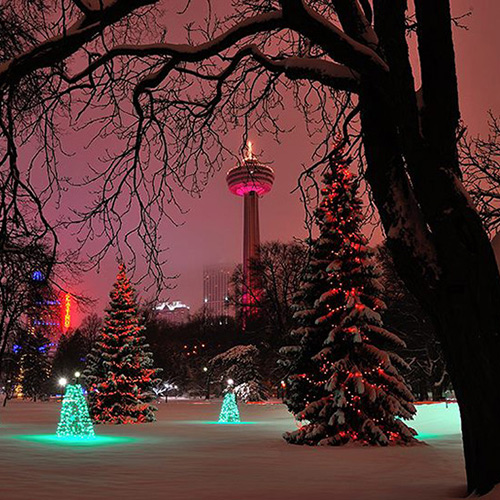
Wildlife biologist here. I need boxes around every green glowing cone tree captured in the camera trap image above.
[282,149,417,446]
[218,392,240,423]
[84,264,161,424]
[57,384,95,438]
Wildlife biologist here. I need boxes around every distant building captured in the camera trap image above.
[156,301,191,324]
[27,270,63,343]
[203,264,234,319]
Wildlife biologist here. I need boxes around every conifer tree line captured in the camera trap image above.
[0,158,444,417]
[281,145,417,446]
[2,244,445,408]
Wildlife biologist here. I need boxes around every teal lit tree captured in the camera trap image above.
[83,264,161,424]
[218,382,240,423]
[282,146,416,446]
[57,384,95,438]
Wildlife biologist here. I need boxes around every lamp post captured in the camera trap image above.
[203,366,212,400]
[57,377,68,401]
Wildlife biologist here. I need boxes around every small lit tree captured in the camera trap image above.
[57,384,95,439]
[218,381,240,423]
[84,264,161,424]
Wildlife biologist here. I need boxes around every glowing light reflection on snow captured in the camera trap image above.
[404,402,461,440]
[10,434,139,447]
[182,420,261,425]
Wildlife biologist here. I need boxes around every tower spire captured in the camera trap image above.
[244,141,255,161]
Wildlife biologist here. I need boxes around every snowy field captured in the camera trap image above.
[0,400,474,500]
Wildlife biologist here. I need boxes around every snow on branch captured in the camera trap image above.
[67,11,286,84]
[247,46,360,92]
[331,0,379,49]
[0,0,158,90]
[281,0,388,74]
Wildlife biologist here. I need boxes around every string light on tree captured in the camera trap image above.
[281,140,417,446]
[83,264,161,424]
[56,384,95,439]
[218,379,240,424]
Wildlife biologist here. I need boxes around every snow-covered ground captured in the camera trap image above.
[0,400,469,499]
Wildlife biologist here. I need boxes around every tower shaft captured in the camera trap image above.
[243,191,260,309]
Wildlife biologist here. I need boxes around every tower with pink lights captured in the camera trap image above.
[226,143,274,326]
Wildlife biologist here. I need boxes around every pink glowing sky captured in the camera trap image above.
[42,1,499,326]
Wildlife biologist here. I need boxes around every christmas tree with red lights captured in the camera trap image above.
[282,145,417,446]
[84,264,161,424]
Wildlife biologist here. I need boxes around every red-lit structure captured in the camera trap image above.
[63,293,71,332]
[226,143,274,326]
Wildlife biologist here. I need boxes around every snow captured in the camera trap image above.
[491,231,500,272]
[478,486,500,499]
[0,400,467,499]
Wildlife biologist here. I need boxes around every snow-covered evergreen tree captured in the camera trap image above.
[234,380,268,403]
[83,264,161,424]
[209,345,268,401]
[282,147,417,446]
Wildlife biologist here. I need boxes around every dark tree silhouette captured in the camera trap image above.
[462,114,500,237]
[231,241,309,338]
[0,238,56,380]
[377,245,450,401]
[51,330,89,382]
[19,330,51,401]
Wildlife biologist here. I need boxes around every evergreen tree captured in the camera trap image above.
[281,148,416,446]
[56,384,95,439]
[209,345,268,401]
[218,392,240,423]
[20,331,51,401]
[51,331,88,380]
[83,264,161,424]
[218,380,240,423]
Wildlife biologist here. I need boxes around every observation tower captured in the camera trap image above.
[226,142,274,325]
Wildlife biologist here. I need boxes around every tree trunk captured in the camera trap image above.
[431,386,441,402]
[361,84,500,494]
[355,1,500,494]
[436,288,500,495]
